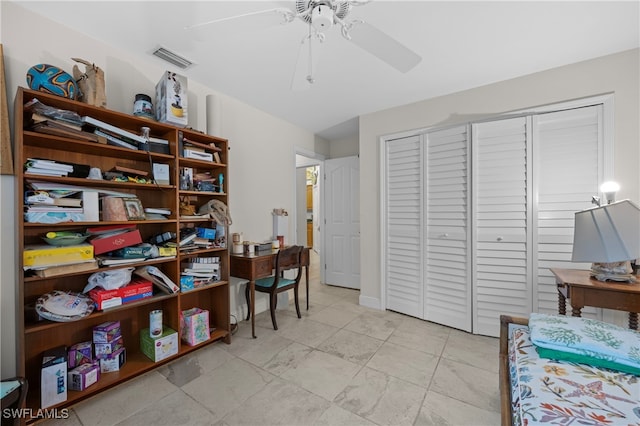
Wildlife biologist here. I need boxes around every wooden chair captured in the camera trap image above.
[245,245,303,330]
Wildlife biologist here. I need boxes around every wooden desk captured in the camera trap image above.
[230,247,310,338]
[550,268,640,329]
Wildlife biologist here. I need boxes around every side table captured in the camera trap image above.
[550,268,640,330]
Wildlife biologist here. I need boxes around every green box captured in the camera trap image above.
[140,326,178,362]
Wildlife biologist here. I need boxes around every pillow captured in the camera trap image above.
[528,313,640,375]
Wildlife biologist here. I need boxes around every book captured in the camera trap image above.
[30,120,99,142]
[94,129,138,150]
[86,224,137,235]
[82,116,147,145]
[24,167,67,177]
[31,112,82,131]
[26,205,83,213]
[144,207,171,215]
[25,159,74,172]
[32,260,98,278]
[111,165,148,177]
[25,192,82,207]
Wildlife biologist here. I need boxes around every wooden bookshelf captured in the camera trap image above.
[13,87,230,422]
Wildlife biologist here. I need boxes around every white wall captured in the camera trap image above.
[359,48,640,309]
[329,133,359,159]
[0,2,327,377]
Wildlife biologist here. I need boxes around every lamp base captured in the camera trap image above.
[590,261,636,283]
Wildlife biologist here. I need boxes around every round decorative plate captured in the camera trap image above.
[42,234,89,246]
[35,290,94,322]
[26,64,78,99]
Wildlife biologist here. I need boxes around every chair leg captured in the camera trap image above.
[270,293,278,330]
[294,286,301,318]
[245,283,251,321]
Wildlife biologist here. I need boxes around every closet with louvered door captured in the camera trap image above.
[383,125,472,333]
[382,102,606,337]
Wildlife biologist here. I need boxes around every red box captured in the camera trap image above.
[90,229,142,255]
[89,278,153,310]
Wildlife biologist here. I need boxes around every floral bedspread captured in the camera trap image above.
[509,327,640,425]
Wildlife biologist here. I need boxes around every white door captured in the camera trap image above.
[424,125,472,332]
[324,156,360,289]
[533,105,603,315]
[384,135,424,316]
[472,117,531,337]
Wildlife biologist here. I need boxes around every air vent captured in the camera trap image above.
[152,47,194,69]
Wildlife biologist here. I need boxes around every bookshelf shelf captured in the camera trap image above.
[14,87,230,421]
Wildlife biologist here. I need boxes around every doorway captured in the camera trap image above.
[295,150,324,281]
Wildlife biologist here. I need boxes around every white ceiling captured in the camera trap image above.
[12,1,640,141]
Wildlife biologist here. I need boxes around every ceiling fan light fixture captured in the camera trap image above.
[312,5,334,31]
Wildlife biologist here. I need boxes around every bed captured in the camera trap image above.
[498,314,640,426]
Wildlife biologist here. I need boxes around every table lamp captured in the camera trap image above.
[571,198,640,282]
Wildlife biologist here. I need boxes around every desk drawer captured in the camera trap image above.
[254,258,274,277]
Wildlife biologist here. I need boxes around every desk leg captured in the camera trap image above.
[629,312,638,330]
[305,265,309,310]
[250,280,256,339]
[557,284,566,316]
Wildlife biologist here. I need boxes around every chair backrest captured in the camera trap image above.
[273,245,303,287]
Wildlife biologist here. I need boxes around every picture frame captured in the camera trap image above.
[0,44,14,175]
[124,198,145,220]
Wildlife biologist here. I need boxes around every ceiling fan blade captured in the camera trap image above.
[346,20,422,73]
[291,32,323,91]
[185,7,294,40]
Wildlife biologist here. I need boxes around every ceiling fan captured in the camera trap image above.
[185,0,422,89]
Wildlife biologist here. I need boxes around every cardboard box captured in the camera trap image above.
[183,149,212,161]
[90,229,142,255]
[180,308,210,346]
[93,321,121,343]
[140,327,178,362]
[99,348,126,373]
[68,362,100,391]
[196,227,216,240]
[24,243,94,268]
[68,341,93,369]
[89,278,153,310]
[94,335,124,359]
[41,346,67,408]
[155,71,188,127]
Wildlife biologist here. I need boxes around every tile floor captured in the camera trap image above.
[44,252,501,426]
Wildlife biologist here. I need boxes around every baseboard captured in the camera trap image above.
[359,294,381,310]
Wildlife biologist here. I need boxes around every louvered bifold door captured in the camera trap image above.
[533,105,603,316]
[424,125,472,332]
[472,117,532,337]
[384,135,424,317]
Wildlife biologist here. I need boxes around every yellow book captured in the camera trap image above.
[158,246,177,257]
[23,243,94,268]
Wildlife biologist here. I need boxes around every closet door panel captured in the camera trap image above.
[424,125,471,332]
[533,106,603,316]
[472,117,531,336]
[385,135,424,317]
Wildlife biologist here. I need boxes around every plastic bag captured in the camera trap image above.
[83,267,134,293]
